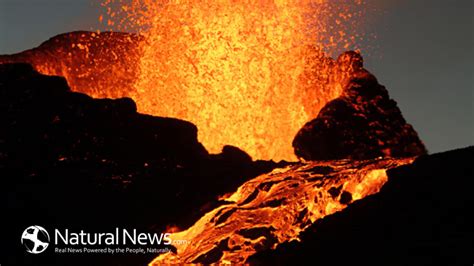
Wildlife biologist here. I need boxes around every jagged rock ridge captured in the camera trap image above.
[293,51,427,160]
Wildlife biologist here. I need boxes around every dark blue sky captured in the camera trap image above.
[1,0,472,153]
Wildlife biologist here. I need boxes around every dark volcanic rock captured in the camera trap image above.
[0,63,207,169]
[293,51,427,160]
[0,63,287,266]
[248,147,473,266]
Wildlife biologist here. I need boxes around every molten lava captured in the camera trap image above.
[150,157,413,264]
[0,1,365,161]
[103,0,365,161]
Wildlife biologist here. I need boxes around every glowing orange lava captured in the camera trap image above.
[100,0,365,161]
[0,1,366,161]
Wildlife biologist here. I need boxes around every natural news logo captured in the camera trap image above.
[20,225,189,255]
[21,225,50,254]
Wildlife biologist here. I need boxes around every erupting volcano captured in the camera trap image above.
[2,1,471,266]
[1,0,368,161]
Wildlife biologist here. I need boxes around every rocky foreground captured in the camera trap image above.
[1,45,470,265]
[0,63,285,266]
[149,147,472,265]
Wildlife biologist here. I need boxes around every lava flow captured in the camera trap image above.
[151,157,413,264]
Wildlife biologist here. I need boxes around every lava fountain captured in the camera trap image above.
[100,0,365,160]
[0,1,366,160]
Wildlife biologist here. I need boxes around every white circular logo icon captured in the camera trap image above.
[21,225,50,254]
